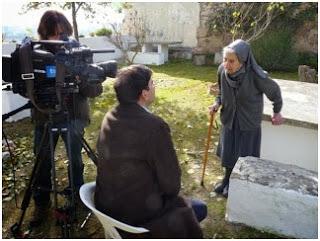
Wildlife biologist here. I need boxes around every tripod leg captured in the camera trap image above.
[11,124,50,237]
[70,121,98,164]
[59,120,78,238]
[64,125,76,215]
[49,124,59,209]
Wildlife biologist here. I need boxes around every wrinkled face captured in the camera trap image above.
[143,79,155,106]
[223,52,242,74]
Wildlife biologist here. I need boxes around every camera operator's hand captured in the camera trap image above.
[75,75,81,84]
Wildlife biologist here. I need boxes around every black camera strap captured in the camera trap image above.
[19,38,53,114]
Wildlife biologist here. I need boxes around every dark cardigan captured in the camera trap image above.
[215,64,283,130]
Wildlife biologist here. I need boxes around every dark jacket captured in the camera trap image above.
[216,64,282,130]
[95,103,203,238]
[32,80,102,126]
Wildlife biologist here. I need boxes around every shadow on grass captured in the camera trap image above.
[151,59,299,82]
[150,59,219,83]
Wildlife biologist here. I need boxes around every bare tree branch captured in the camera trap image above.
[110,9,148,64]
[207,2,286,44]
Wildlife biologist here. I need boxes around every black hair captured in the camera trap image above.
[114,65,152,104]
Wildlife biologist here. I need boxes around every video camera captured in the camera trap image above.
[2,36,117,113]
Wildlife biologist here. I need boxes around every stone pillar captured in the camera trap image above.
[192,54,206,66]
[298,65,318,83]
[214,52,223,65]
[226,156,318,239]
[158,44,169,62]
[192,48,206,66]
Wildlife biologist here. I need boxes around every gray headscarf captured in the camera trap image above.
[226,39,267,79]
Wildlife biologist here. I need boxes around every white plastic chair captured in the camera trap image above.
[79,182,149,238]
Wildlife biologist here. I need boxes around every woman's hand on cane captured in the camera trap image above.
[208,103,220,114]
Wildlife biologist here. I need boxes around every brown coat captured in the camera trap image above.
[95,103,203,238]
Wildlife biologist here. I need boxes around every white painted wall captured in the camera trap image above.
[2,43,17,55]
[261,79,318,172]
[128,51,165,66]
[122,3,200,48]
[79,36,122,62]
[261,121,318,172]
[2,92,30,122]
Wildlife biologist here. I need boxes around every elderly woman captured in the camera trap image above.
[209,39,283,197]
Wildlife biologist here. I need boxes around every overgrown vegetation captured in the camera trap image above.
[207,2,286,44]
[95,27,112,37]
[297,52,318,70]
[267,2,318,71]
[251,30,298,71]
[2,60,297,238]
[206,2,318,72]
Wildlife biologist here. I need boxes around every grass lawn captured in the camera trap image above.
[2,60,295,238]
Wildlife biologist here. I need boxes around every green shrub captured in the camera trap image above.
[95,27,112,37]
[251,29,298,71]
[297,52,318,70]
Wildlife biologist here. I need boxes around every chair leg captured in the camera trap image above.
[104,226,122,239]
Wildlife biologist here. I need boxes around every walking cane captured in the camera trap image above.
[200,112,215,186]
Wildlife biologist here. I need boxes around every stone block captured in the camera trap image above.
[298,65,318,83]
[192,54,206,66]
[214,52,222,65]
[128,51,165,65]
[226,156,318,239]
[169,47,193,60]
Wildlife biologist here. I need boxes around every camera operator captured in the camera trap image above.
[30,10,102,227]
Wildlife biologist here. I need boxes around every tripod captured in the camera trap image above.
[5,103,97,238]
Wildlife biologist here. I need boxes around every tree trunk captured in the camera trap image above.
[71,3,79,41]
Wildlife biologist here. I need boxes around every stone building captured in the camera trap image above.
[121,2,318,65]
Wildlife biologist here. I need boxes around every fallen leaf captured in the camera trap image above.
[209,192,217,198]
[3,196,13,202]
[187,169,195,174]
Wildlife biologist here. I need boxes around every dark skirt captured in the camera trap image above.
[216,114,261,168]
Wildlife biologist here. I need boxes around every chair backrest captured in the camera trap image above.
[79,182,149,238]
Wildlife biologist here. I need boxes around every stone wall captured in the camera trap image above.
[121,3,317,63]
[194,3,226,55]
[293,20,318,54]
[196,3,318,58]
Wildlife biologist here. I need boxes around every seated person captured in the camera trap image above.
[95,65,207,238]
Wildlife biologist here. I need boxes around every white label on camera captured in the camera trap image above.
[34,69,46,73]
